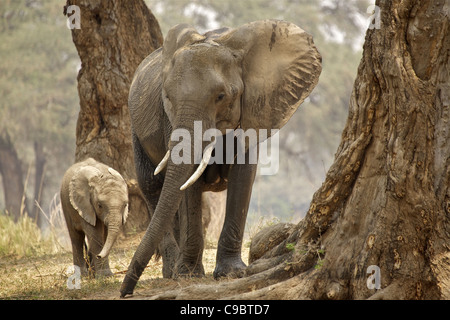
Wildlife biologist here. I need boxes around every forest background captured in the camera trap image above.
[0,0,370,233]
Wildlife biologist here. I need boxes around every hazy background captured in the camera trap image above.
[0,0,371,231]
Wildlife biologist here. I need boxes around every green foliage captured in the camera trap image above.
[314,258,324,269]
[0,0,79,210]
[286,243,296,251]
[314,248,325,269]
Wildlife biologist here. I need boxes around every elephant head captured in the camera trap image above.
[158,20,322,187]
[122,19,321,296]
[69,164,129,260]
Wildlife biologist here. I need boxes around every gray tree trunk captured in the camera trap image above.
[0,129,29,221]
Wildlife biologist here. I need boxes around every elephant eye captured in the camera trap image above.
[216,93,225,102]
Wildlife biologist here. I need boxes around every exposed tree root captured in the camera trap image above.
[128,227,324,300]
[367,282,409,300]
[223,273,309,300]
[365,280,442,300]
[144,262,296,300]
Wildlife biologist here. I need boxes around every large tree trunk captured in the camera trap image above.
[147,0,450,300]
[65,0,163,233]
[288,0,450,299]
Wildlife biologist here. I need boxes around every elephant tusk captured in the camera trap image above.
[97,252,107,259]
[154,150,170,175]
[180,143,215,191]
[97,246,110,259]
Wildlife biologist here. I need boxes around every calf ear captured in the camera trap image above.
[108,167,125,182]
[217,20,322,141]
[69,166,102,227]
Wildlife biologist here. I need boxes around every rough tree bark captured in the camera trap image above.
[64,0,163,233]
[147,0,450,300]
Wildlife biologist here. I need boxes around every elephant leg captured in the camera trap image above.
[174,180,205,277]
[95,257,113,277]
[67,227,88,277]
[214,157,257,279]
[86,226,113,277]
[133,132,180,278]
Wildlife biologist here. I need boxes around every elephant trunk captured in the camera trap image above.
[97,212,122,259]
[121,110,212,297]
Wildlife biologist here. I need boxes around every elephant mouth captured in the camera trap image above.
[195,134,235,191]
[155,132,235,192]
[182,139,232,192]
[202,162,230,192]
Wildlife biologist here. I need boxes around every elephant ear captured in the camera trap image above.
[217,20,322,139]
[108,167,125,182]
[161,24,206,124]
[69,166,102,227]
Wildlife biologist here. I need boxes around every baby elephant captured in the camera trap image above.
[61,158,129,277]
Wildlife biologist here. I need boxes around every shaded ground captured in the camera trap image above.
[0,232,248,300]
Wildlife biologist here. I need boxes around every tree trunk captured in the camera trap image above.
[147,0,450,300]
[287,0,450,300]
[0,129,29,221]
[65,0,163,233]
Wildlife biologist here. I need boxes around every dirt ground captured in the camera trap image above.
[0,231,248,300]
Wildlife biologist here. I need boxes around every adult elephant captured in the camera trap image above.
[120,19,321,297]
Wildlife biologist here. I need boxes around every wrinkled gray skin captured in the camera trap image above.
[61,158,129,277]
[121,20,321,297]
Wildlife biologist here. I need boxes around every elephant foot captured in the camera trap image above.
[174,260,205,278]
[92,257,113,278]
[96,268,114,278]
[78,265,89,277]
[213,256,247,279]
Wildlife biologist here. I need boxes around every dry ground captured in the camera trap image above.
[0,231,249,300]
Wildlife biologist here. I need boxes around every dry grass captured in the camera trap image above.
[0,214,58,258]
[0,214,250,300]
